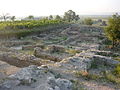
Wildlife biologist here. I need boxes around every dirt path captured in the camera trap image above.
[0,61,20,76]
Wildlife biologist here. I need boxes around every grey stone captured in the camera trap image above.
[0,80,20,89]
[60,56,91,71]
[92,55,120,67]
[56,78,72,90]
[47,77,57,88]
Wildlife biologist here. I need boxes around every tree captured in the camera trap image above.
[75,15,80,21]
[105,13,120,48]
[0,13,10,21]
[63,10,80,22]
[45,17,49,20]
[11,16,16,21]
[27,15,34,20]
[55,15,62,20]
[49,15,53,20]
[101,21,107,26]
[98,19,102,22]
[84,18,93,25]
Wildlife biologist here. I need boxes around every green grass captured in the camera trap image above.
[0,20,69,38]
[71,80,86,90]
[105,73,120,84]
[0,20,64,30]
[113,64,120,77]
[74,70,120,85]
[66,49,81,55]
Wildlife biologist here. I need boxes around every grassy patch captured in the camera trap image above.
[113,64,120,77]
[70,80,86,90]
[0,20,69,38]
[66,49,81,55]
[105,73,120,84]
[85,74,101,80]
[74,70,120,85]
[19,50,34,55]
[114,57,120,62]
[75,71,89,78]
[75,71,101,81]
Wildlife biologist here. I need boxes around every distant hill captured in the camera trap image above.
[79,15,111,19]
[79,12,120,19]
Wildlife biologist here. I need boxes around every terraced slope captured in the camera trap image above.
[0,24,120,90]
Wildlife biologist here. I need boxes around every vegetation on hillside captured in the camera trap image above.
[0,19,68,38]
[84,18,93,25]
[105,13,120,48]
[0,10,81,39]
[0,19,64,30]
[63,10,80,22]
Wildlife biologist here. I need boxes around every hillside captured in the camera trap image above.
[0,24,120,90]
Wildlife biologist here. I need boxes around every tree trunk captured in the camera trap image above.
[112,39,115,48]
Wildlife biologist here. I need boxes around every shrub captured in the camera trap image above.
[71,80,85,90]
[105,73,120,84]
[84,18,93,25]
[114,64,120,77]
[105,13,120,48]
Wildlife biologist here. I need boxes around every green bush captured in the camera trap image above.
[114,64,120,77]
[105,13,120,47]
[84,18,93,25]
[104,73,120,84]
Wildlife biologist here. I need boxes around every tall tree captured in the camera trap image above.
[49,15,53,20]
[11,16,16,21]
[27,15,34,20]
[63,10,80,22]
[0,13,10,21]
[75,15,80,21]
[55,15,62,20]
[105,13,120,47]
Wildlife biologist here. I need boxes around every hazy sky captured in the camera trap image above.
[0,0,119,17]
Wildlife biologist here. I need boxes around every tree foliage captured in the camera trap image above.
[49,15,53,20]
[84,18,93,25]
[11,16,16,21]
[27,15,34,20]
[0,13,10,21]
[63,10,80,22]
[55,15,62,20]
[101,21,107,26]
[105,13,120,47]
